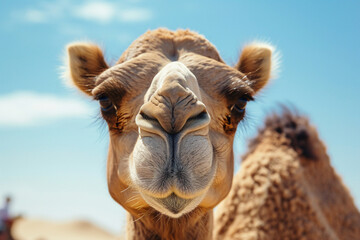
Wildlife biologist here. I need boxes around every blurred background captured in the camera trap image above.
[1,0,359,236]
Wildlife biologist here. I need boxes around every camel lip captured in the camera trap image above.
[155,193,193,214]
[141,192,201,218]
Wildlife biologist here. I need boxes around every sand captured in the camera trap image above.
[11,218,123,240]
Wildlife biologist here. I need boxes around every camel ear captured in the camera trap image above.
[65,43,109,96]
[235,43,277,93]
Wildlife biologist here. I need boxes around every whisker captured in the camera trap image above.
[121,186,130,193]
[132,213,145,223]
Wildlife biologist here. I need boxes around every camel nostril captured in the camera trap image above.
[136,110,169,138]
[137,94,210,135]
[187,111,208,122]
[140,112,157,121]
[180,110,210,134]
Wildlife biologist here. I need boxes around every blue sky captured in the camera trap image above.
[1,0,359,234]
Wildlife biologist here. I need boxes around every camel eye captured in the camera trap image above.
[233,97,248,113]
[98,96,113,112]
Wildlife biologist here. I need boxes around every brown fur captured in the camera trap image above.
[214,110,360,240]
[126,208,212,240]
[116,29,222,64]
[245,109,316,159]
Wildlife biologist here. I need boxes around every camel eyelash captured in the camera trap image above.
[222,86,255,103]
[226,94,254,109]
[240,94,254,102]
[93,92,107,101]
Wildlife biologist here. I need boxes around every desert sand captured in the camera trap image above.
[11,218,122,240]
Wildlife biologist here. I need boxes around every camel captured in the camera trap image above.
[65,28,274,239]
[64,29,360,239]
[214,110,360,239]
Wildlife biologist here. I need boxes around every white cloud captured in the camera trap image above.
[23,9,47,23]
[18,0,152,24]
[0,92,93,127]
[19,1,67,24]
[73,2,116,23]
[119,8,152,22]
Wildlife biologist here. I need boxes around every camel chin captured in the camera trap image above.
[141,192,206,218]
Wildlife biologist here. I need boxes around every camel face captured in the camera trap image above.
[65,29,275,219]
[131,61,214,217]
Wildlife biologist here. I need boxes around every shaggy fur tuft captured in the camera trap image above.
[247,108,315,159]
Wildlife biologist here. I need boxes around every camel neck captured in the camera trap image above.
[126,209,213,240]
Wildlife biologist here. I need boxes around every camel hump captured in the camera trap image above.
[247,107,318,160]
[215,108,360,240]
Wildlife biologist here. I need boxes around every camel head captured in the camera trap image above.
[65,29,275,219]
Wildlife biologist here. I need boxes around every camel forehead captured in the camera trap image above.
[118,29,222,63]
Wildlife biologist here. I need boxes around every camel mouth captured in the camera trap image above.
[141,192,205,218]
[156,193,192,214]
